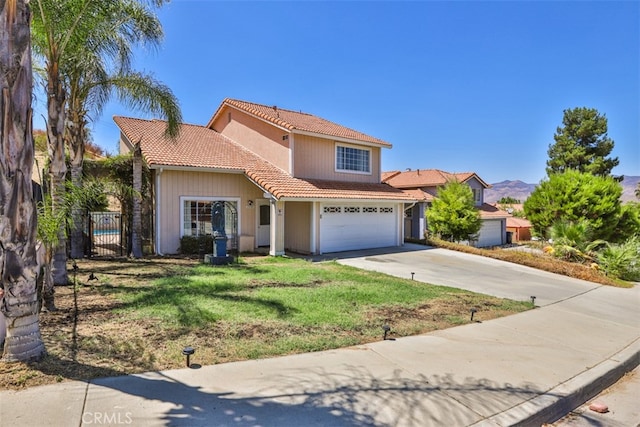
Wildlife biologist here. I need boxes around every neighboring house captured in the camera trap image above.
[114,98,414,256]
[382,169,510,247]
[492,203,532,242]
[506,217,532,242]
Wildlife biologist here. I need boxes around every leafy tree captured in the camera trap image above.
[636,183,640,200]
[1,0,46,361]
[546,107,619,178]
[498,196,520,204]
[612,203,640,243]
[426,181,482,243]
[524,170,622,241]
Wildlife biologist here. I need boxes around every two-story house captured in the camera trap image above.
[382,169,509,247]
[114,98,414,256]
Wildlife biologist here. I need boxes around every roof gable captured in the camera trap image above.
[207,98,391,148]
[382,169,490,189]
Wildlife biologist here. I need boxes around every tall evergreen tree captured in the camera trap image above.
[546,107,619,178]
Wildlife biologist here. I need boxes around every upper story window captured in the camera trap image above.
[471,188,482,205]
[336,144,371,174]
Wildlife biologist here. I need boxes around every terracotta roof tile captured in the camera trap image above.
[507,217,532,228]
[477,203,511,219]
[209,98,391,148]
[382,169,490,188]
[401,189,435,202]
[114,116,412,202]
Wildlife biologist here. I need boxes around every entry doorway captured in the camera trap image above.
[256,199,271,247]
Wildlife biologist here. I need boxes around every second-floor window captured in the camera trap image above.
[336,144,370,173]
[472,188,482,205]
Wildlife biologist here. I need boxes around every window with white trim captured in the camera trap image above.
[182,199,237,237]
[336,144,370,173]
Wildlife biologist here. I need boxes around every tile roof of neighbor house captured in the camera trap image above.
[113,116,412,202]
[207,98,392,148]
[506,216,532,228]
[477,203,511,219]
[401,188,436,202]
[382,169,491,189]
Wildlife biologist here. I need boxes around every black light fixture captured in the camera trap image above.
[530,296,536,305]
[411,272,415,280]
[182,346,195,367]
[470,308,478,321]
[382,324,391,340]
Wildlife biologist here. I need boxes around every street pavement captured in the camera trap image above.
[1,244,638,427]
[551,366,640,427]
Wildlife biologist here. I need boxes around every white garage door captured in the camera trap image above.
[476,219,504,247]
[320,203,397,253]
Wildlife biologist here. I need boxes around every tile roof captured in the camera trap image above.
[401,188,435,202]
[208,98,392,148]
[113,116,412,202]
[477,203,511,219]
[507,217,532,228]
[382,169,490,189]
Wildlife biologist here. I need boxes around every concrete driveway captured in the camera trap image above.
[329,243,602,306]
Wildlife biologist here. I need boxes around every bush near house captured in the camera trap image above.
[179,235,214,254]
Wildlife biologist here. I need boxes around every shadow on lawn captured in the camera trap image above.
[85,363,555,427]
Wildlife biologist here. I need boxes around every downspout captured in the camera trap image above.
[155,168,163,255]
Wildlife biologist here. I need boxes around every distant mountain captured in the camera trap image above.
[484,180,537,204]
[485,176,640,204]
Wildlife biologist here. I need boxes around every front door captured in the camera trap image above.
[257,200,271,247]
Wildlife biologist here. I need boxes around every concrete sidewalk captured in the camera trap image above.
[1,246,638,426]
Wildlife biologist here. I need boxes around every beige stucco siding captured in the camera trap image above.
[211,107,291,172]
[292,134,381,183]
[156,169,264,254]
[284,202,311,254]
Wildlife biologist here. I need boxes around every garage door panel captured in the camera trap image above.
[320,204,396,253]
[477,220,503,247]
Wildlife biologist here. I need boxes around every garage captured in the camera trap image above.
[320,203,398,253]
[476,219,505,247]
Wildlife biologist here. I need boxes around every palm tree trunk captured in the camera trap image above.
[0,0,46,361]
[46,60,68,287]
[67,106,86,260]
[131,142,143,258]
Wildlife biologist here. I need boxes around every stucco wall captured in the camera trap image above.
[211,107,291,172]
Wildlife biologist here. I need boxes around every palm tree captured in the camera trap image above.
[1,0,46,361]
[31,0,179,276]
[64,0,179,258]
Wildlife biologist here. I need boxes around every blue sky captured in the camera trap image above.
[34,0,639,184]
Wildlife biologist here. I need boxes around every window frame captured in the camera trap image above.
[335,143,371,175]
[179,196,240,238]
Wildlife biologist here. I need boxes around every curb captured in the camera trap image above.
[473,338,640,427]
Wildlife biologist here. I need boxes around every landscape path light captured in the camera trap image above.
[182,346,195,367]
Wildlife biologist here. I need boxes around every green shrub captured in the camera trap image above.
[597,236,640,281]
[179,235,213,255]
